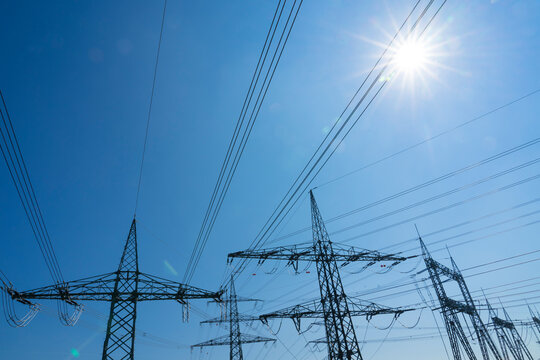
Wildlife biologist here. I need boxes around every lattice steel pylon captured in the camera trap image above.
[102,219,139,359]
[419,235,502,360]
[485,298,533,360]
[529,306,540,344]
[228,191,409,360]
[192,276,275,360]
[2,219,221,360]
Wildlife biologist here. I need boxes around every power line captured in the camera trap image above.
[337,173,540,244]
[272,138,540,243]
[235,204,540,320]
[376,198,540,252]
[225,0,448,289]
[0,91,64,285]
[334,159,540,237]
[363,252,540,303]
[235,197,540,311]
[185,0,290,284]
[257,248,540,314]
[396,209,540,255]
[184,0,304,285]
[316,88,540,188]
[134,0,168,217]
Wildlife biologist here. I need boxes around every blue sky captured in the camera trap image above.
[1,0,540,359]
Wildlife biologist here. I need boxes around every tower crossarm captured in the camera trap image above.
[136,273,221,301]
[308,337,328,344]
[191,334,276,348]
[441,296,475,316]
[260,297,412,323]
[201,314,260,325]
[228,242,407,264]
[15,272,117,301]
[260,299,322,322]
[12,272,221,302]
[492,316,515,330]
[493,319,534,327]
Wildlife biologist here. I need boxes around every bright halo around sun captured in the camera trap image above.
[383,34,444,91]
[393,38,428,73]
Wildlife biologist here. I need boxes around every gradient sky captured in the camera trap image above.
[1,1,540,359]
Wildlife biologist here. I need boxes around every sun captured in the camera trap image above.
[354,20,455,95]
[393,38,428,73]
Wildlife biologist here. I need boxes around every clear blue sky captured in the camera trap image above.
[1,1,539,359]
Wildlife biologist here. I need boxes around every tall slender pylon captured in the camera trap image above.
[420,234,502,360]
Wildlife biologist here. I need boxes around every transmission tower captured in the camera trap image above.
[485,298,533,360]
[228,190,409,360]
[259,295,412,332]
[1,219,221,360]
[192,276,275,360]
[528,306,540,344]
[419,236,502,360]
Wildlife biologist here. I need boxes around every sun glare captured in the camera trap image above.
[393,38,428,73]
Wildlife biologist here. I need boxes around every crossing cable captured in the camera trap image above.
[184,0,304,284]
[400,211,540,255]
[272,138,540,242]
[373,198,540,253]
[184,0,290,283]
[316,88,540,188]
[336,173,540,244]
[334,158,540,236]
[188,0,304,285]
[225,0,447,288]
[184,1,294,282]
[0,91,64,285]
[134,0,168,217]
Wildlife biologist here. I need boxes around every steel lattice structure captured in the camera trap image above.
[228,191,408,360]
[192,276,275,360]
[2,219,221,360]
[530,307,540,344]
[420,237,502,360]
[486,300,533,360]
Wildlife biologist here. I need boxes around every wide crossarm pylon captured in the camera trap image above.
[420,237,502,360]
[192,277,275,360]
[5,219,221,360]
[259,296,412,332]
[228,191,409,360]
